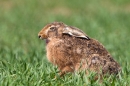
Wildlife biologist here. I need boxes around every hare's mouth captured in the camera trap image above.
[45,39,50,44]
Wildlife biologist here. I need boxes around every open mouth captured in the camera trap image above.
[38,35,49,44]
[45,39,50,44]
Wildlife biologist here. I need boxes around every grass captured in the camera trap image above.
[0,0,130,85]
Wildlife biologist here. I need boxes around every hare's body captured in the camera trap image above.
[38,22,121,76]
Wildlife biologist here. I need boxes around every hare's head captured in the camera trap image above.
[38,22,64,39]
[38,22,90,40]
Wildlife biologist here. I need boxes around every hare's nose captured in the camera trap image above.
[38,35,41,38]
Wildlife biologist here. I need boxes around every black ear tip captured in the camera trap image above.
[86,36,90,40]
[80,36,90,40]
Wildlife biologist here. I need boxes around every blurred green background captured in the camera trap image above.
[0,0,130,85]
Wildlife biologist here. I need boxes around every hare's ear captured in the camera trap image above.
[62,26,90,40]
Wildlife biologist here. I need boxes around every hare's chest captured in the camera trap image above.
[46,39,64,64]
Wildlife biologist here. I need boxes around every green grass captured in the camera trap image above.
[0,0,130,85]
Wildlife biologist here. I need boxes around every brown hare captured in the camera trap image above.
[38,22,121,77]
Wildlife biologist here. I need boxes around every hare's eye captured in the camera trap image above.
[50,27,55,31]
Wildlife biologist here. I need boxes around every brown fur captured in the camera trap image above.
[38,22,121,77]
